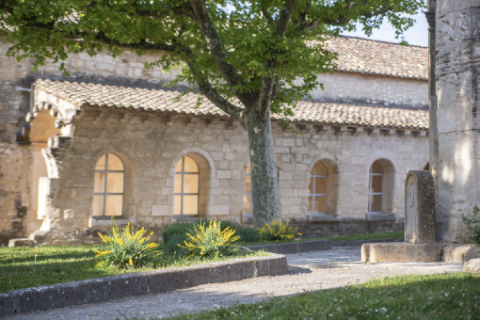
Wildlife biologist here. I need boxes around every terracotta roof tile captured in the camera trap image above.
[34,79,429,130]
[326,36,428,80]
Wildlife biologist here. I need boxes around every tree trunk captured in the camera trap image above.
[244,109,282,228]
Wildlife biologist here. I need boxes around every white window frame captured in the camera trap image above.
[308,162,328,214]
[368,162,383,214]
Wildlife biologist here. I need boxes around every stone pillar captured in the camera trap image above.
[435,0,480,242]
[405,171,435,244]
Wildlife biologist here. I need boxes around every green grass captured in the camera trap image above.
[236,231,404,246]
[0,244,267,293]
[156,272,480,320]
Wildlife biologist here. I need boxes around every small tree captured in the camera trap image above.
[0,0,424,227]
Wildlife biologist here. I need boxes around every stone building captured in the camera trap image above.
[0,36,430,245]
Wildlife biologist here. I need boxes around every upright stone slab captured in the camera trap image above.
[434,0,480,242]
[404,171,435,244]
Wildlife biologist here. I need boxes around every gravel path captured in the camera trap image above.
[5,247,463,320]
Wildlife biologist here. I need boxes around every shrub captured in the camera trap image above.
[235,227,262,242]
[258,219,301,241]
[178,220,240,259]
[162,222,194,245]
[164,233,189,255]
[95,221,161,268]
[459,205,480,245]
[197,219,236,231]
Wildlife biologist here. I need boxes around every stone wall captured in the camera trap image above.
[435,0,480,242]
[308,72,428,109]
[0,40,429,244]
[24,102,428,243]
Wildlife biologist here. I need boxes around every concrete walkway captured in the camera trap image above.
[5,247,463,320]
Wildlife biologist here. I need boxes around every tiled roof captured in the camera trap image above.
[326,36,428,80]
[34,79,429,130]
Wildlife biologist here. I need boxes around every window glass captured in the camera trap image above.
[107,154,124,170]
[244,165,253,214]
[92,153,124,217]
[174,156,200,216]
[368,161,383,213]
[308,162,328,213]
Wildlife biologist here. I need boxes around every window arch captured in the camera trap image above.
[244,165,253,214]
[92,153,124,217]
[174,156,199,216]
[308,162,328,214]
[368,161,383,213]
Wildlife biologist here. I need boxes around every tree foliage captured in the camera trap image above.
[1,0,424,121]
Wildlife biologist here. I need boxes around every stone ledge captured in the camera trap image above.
[361,242,443,263]
[246,240,332,254]
[365,213,396,222]
[332,238,404,247]
[442,244,480,264]
[0,254,287,316]
[8,238,34,247]
[306,214,339,222]
[88,218,136,227]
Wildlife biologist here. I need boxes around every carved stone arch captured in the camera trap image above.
[168,147,216,217]
[307,156,339,216]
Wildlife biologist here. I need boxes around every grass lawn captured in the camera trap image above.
[237,231,404,246]
[156,272,480,320]
[0,244,267,293]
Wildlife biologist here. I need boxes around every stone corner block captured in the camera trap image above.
[442,244,480,263]
[464,258,480,274]
[8,238,35,247]
[405,170,435,244]
[361,242,442,263]
[365,213,396,222]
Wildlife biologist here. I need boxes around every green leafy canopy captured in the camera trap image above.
[0,0,425,119]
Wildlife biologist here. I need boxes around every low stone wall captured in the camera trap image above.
[292,219,405,239]
[0,253,287,316]
[246,240,332,254]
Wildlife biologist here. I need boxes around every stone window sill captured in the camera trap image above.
[242,214,253,224]
[307,214,339,222]
[365,213,396,222]
[88,217,136,227]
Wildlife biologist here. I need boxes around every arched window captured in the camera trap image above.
[244,165,252,214]
[174,156,199,216]
[93,153,124,217]
[368,161,383,213]
[308,162,328,214]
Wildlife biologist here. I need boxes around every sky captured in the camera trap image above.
[340,10,428,47]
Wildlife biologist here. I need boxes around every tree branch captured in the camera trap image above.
[275,0,296,38]
[189,0,256,107]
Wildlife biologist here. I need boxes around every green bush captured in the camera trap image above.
[178,220,240,259]
[258,219,301,241]
[95,221,161,268]
[162,222,194,245]
[164,233,189,255]
[235,227,262,242]
[459,206,480,245]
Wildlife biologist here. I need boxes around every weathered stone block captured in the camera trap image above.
[464,258,480,273]
[361,243,442,263]
[8,238,34,247]
[404,171,435,244]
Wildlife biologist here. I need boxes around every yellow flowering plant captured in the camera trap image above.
[94,217,161,268]
[178,220,240,259]
[258,219,302,241]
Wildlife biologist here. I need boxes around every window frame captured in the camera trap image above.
[174,156,200,216]
[368,161,384,214]
[92,153,125,219]
[308,162,328,214]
